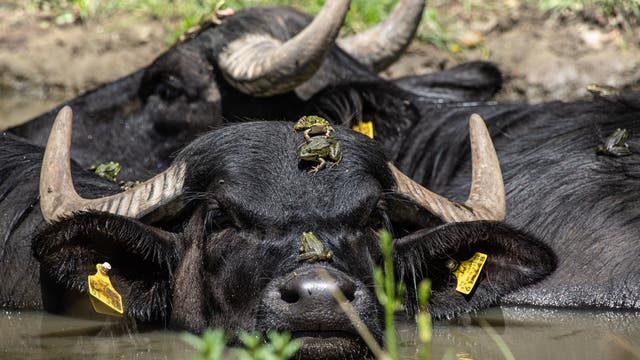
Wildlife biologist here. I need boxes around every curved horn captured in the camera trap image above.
[39,106,186,223]
[389,113,505,222]
[217,0,351,97]
[338,0,425,71]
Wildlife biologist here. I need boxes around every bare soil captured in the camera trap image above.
[1,3,639,128]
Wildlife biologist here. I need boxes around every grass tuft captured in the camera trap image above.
[182,328,302,360]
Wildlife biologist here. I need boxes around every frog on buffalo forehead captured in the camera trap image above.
[293,115,334,141]
[297,136,342,174]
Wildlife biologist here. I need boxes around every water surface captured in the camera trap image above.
[2,307,638,359]
[0,91,65,130]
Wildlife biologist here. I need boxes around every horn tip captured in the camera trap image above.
[54,106,73,128]
[58,105,73,117]
[469,113,491,137]
[469,113,485,125]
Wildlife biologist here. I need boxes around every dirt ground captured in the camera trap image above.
[1,3,639,128]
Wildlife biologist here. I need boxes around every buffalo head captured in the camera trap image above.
[34,108,555,359]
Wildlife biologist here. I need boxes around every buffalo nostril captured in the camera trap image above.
[280,287,301,304]
[341,279,356,302]
[340,284,356,302]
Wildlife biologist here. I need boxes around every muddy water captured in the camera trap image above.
[2,307,638,360]
[0,92,66,130]
[0,311,196,359]
[402,307,640,359]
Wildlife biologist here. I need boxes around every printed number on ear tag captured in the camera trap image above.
[453,252,487,295]
[352,121,374,139]
[88,262,124,317]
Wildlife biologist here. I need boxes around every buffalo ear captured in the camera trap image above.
[33,212,181,323]
[393,221,556,319]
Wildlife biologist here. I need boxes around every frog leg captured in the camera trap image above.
[297,253,317,262]
[329,141,343,168]
[310,158,327,173]
[324,126,333,138]
[610,146,633,156]
[303,128,313,142]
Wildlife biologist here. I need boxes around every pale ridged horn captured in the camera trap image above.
[338,0,425,72]
[389,113,505,222]
[39,106,186,223]
[217,0,351,97]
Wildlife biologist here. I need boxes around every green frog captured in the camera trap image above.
[297,232,333,263]
[88,162,122,184]
[597,128,632,157]
[297,136,343,173]
[293,115,334,141]
[587,84,620,97]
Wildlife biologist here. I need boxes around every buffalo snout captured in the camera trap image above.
[258,265,380,359]
[277,266,357,317]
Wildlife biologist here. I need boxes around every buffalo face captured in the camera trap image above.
[138,46,221,139]
[34,120,555,358]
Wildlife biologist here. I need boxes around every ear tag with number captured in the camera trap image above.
[452,252,487,295]
[351,121,374,139]
[88,262,124,317]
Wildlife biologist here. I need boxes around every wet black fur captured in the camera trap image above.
[0,122,554,349]
[311,85,640,309]
[0,133,121,308]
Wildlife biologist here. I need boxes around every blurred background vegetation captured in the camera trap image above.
[17,0,640,48]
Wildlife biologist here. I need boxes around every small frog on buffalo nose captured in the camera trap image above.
[297,232,333,263]
[293,115,334,141]
[597,128,633,157]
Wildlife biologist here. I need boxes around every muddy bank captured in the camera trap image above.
[384,20,640,103]
[0,7,167,127]
[1,4,639,127]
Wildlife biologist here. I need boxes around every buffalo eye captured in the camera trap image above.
[380,194,443,238]
[369,199,392,232]
[204,202,234,233]
[155,75,184,101]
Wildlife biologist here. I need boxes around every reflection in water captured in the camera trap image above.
[0,311,195,360]
[2,308,639,360]
[398,307,640,360]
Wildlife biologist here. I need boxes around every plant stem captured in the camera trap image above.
[316,268,389,360]
[479,318,515,360]
[379,230,398,360]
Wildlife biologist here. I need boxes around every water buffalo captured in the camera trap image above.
[311,82,640,309]
[1,107,554,359]
[8,0,501,182]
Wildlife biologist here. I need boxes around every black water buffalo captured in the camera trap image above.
[311,83,640,309]
[1,107,554,359]
[8,0,502,181]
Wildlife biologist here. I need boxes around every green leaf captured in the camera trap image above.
[181,329,226,360]
[54,11,76,25]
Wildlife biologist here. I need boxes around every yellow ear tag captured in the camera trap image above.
[88,262,124,317]
[452,252,487,295]
[351,121,374,139]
